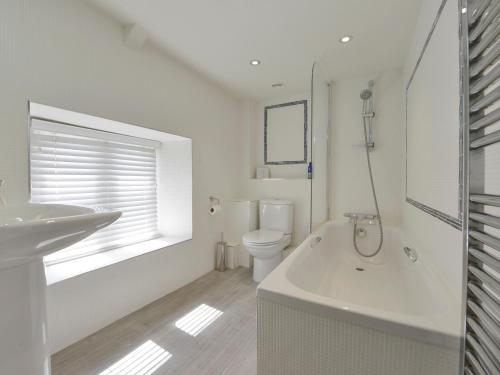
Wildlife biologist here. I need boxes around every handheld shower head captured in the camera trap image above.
[360,89,372,101]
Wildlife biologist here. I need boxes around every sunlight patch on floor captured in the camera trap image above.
[175,304,223,337]
[98,340,172,375]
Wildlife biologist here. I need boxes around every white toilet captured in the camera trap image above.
[243,199,293,282]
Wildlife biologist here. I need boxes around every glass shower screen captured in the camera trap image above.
[309,62,331,232]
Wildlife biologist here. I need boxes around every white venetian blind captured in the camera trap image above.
[30,119,160,265]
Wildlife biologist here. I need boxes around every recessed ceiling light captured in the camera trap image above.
[339,35,352,44]
[461,7,467,14]
[250,59,261,66]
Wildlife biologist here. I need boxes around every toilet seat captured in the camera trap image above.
[243,229,283,246]
[243,231,292,282]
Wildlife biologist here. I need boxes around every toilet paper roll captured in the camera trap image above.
[209,204,222,216]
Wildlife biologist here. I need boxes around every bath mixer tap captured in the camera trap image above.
[344,212,378,224]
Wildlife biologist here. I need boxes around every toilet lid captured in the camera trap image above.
[243,229,283,245]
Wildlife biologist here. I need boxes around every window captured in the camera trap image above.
[30,119,161,265]
[28,102,192,282]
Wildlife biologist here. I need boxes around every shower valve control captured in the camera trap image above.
[344,212,378,224]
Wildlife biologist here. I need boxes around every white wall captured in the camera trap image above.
[402,0,463,301]
[330,70,404,226]
[0,0,244,353]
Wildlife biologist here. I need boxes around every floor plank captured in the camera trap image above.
[51,268,257,375]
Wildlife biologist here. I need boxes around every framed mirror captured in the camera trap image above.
[264,100,307,165]
[405,0,461,229]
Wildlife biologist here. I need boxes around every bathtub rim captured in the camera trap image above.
[257,220,462,351]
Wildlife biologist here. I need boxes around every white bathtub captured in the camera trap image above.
[257,221,461,375]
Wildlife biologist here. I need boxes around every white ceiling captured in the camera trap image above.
[89,0,421,99]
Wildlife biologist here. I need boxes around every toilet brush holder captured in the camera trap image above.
[215,233,227,272]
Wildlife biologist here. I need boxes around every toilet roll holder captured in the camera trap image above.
[209,196,221,215]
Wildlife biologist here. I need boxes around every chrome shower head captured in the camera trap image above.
[360,89,372,101]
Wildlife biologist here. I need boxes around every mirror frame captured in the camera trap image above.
[264,100,308,165]
[405,0,463,230]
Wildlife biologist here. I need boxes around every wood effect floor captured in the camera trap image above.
[51,268,257,375]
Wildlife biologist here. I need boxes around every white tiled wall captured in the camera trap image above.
[330,70,404,226]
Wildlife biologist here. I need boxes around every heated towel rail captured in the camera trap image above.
[461,0,500,373]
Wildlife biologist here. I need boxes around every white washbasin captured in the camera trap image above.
[0,203,120,375]
[0,203,121,265]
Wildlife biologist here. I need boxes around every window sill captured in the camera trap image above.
[45,235,191,286]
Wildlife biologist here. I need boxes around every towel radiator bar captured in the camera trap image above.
[461,0,500,373]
